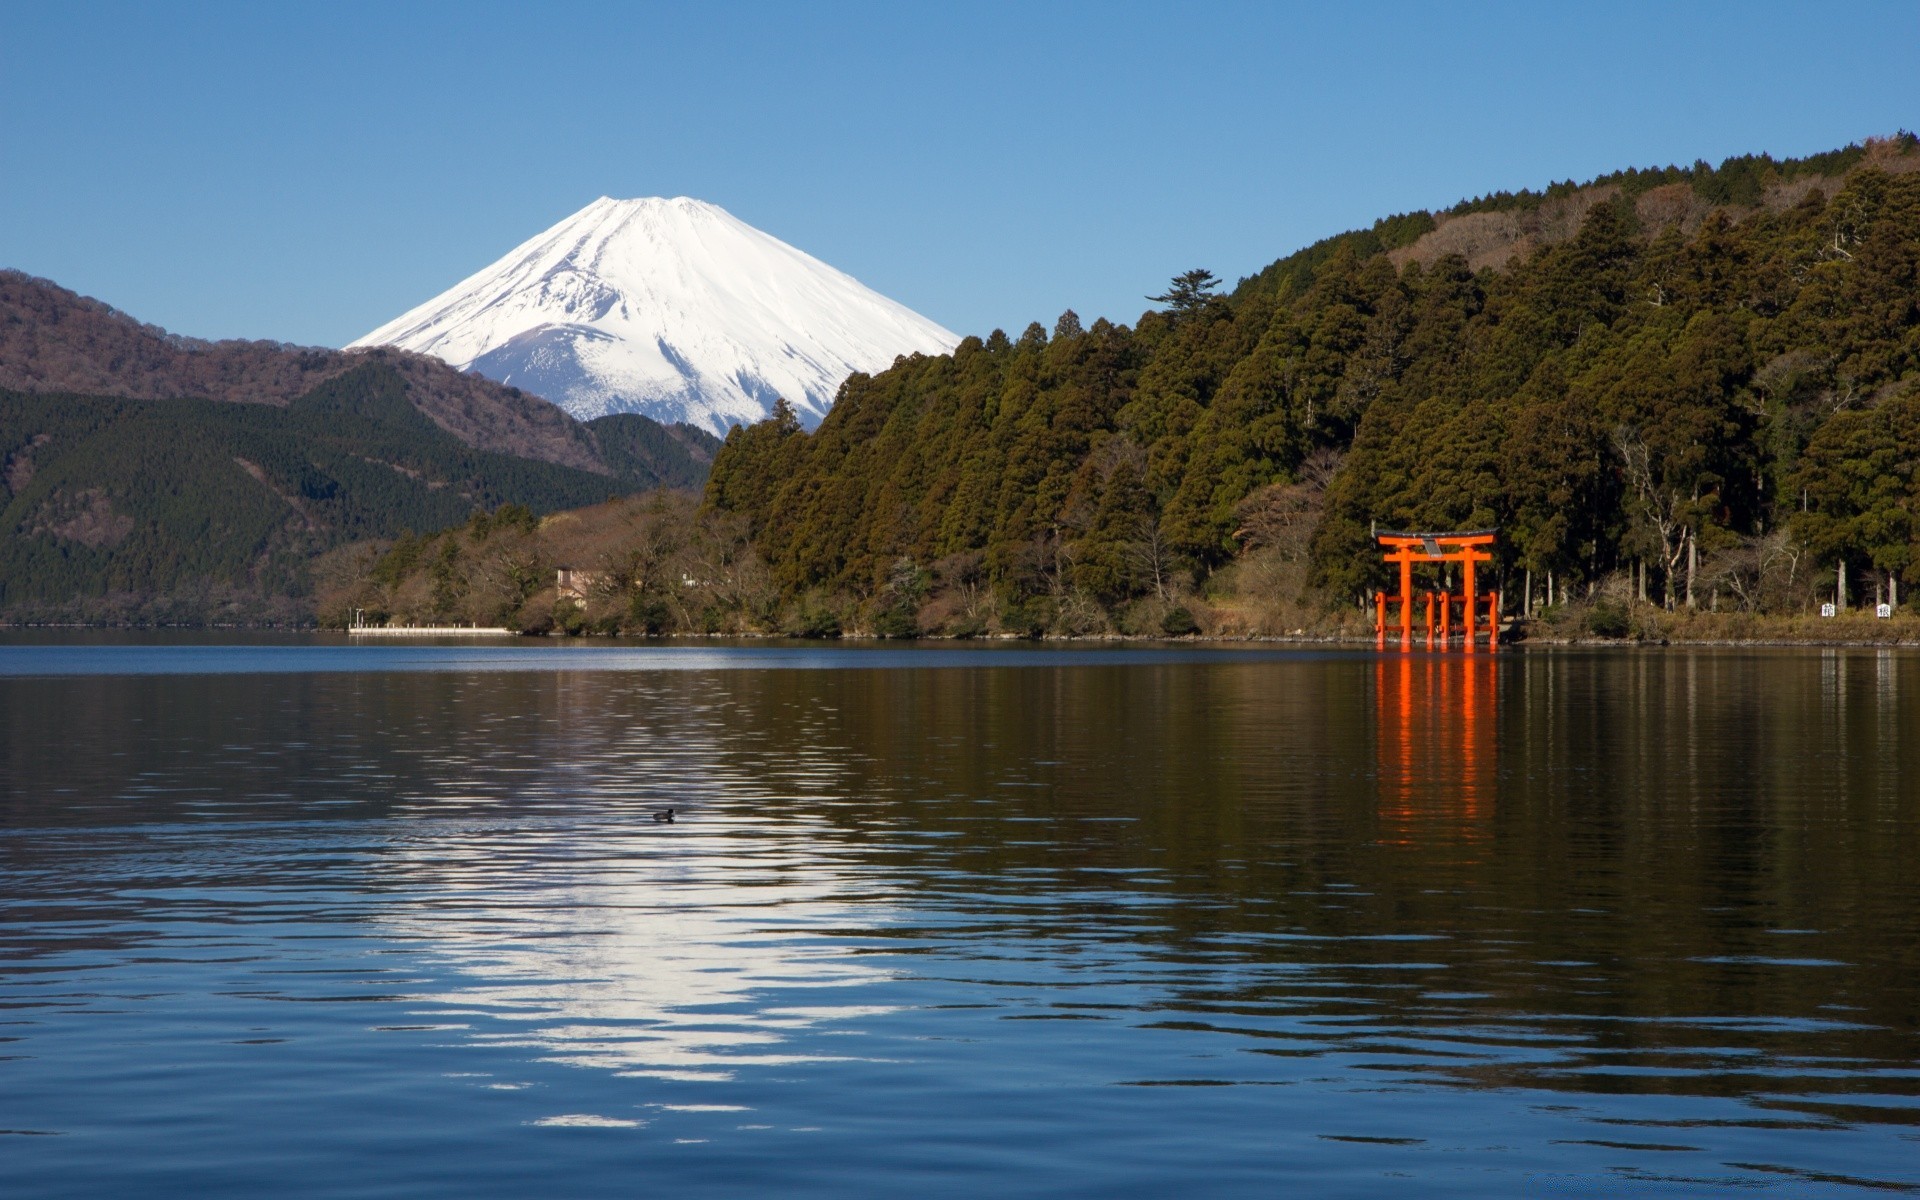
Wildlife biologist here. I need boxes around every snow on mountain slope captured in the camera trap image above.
[349,197,958,434]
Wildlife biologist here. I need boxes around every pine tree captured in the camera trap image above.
[1148,269,1221,315]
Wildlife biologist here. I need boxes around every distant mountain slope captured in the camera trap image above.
[1234,137,1920,299]
[349,197,959,434]
[587,413,721,491]
[0,270,718,482]
[0,363,661,622]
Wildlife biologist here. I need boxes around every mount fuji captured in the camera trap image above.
[349,197,958,435]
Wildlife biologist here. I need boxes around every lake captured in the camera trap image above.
[1,637,1916,1197]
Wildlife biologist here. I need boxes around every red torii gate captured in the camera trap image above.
[1374,529,1500,649]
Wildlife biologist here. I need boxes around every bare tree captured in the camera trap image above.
[933,552,988,620]
[1124,516,1174,600]
[1613,426,1692,609]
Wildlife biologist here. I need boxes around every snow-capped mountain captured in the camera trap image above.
[349,197,957,434]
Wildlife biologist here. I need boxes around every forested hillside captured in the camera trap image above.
[0,274,724,622]
[707,136,1920,636]
[0,363,713,622]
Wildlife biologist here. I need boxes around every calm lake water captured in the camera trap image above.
[1,637,1916,1197]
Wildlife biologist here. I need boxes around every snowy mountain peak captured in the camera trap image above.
[349,197,958,434]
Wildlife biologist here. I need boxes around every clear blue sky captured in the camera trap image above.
[3,1,1915,347]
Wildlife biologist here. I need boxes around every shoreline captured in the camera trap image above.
[5,622,1920,650]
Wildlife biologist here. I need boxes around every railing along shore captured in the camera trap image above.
[347,624,514,637]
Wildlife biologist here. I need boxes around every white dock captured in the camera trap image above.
[347,624,515,637]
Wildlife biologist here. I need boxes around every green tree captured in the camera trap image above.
[1793,393,1920,592]
[1148,269,1221,315]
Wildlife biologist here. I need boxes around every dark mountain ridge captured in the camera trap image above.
[0,271,721,480]
[0,369,621,622]
[0,274,724,623]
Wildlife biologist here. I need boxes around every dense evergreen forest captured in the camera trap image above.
[705,137,1920,637]
[0,363,713,622]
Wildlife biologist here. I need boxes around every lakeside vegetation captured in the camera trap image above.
[315,491,774,635]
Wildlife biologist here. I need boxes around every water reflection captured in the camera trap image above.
[381,814,892,1082]
[0,644,1917,1196]
[1375,653,1497,843]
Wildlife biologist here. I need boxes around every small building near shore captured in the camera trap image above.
[556,567,603,604]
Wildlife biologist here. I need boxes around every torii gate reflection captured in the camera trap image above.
[1375,651,1498,844]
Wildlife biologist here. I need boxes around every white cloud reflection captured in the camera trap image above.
[382,812,896,1082]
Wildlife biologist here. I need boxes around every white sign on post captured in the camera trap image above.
[1821,603,1837,618]
[1877,603,1893,619]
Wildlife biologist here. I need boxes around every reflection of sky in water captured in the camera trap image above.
[3,647,1920,1197]
[382,814,894,1081]
[0,640,1348,677]
[354,672,905,1084]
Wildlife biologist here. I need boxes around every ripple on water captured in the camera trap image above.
[0,644,1917,1198]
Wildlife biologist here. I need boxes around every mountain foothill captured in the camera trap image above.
[0,271,719,623]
